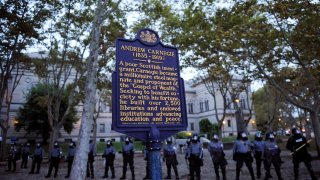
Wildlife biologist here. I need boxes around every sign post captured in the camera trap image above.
[112,28,187,179]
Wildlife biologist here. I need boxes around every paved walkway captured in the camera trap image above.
[0,149,319,179]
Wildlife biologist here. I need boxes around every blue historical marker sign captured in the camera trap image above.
[112,28,187,141]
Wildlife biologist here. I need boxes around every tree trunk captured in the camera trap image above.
[48,123,60,156]
[70,1,102,179]
[309,111,320,157]
[0,129,8,161]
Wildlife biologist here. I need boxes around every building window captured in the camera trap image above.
[99,123,105,133]
[205,100,209,111]
[190,123,194,131]
[226,98,231,109]
[240,98,246,109]
[227,120,231,127]
[188,103,194,114]
[200,101,204,112]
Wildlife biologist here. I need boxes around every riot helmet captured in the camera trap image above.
[125,137,130,144]
[255,132,262,141]
[212,134,219,142]
[241,132,248,141]
[167,137,173,144]
[192,135,199,142]
[106,140,112,147]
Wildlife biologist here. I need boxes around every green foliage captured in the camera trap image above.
[199,118,213,135]
[15,83,79,143]
[175,131,192,139]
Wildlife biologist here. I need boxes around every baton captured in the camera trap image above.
[290,139,312,156]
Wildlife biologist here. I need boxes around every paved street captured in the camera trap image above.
[0,149,319,180]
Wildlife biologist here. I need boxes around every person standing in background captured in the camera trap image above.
[87,140,95,179]
[233,132,255,180]
[21,142,30,168]
[7,142,18,172]
[252,132,264,179]
[45,141,61,178]
[286,128,317,180]
[188,135,203,180]
[102,140,116,179]
[163,137,179,179]
[208,134,227,180]
[120,137,135,180]
[29,143,44,174]
[65,142,76,178]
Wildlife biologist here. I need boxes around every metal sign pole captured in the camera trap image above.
[148,126,162,180]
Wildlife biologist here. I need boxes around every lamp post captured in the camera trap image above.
[234,98,244,133]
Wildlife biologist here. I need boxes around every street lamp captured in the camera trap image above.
[234,98,244,133]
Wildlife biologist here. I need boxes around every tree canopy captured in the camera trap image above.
[15,83,79,143]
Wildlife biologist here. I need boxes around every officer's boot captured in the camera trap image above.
[174,167,179,180]
[248,166,255,180]
[222,166,226,180]
[166,167,172,179]
[45,165,53,178]
[102,167,108,178]
[120,167,126,179]
[111,167,115,179]
[235,168,240,180]
[54,168,58,178]
[131,168,135,180]
[293,164,299,180]
[214,166,220,180]
[306,165,317,180]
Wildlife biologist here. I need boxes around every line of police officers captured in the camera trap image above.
[5,129,318,180]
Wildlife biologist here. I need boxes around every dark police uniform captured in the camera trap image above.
[188,136,203,180]
[164,138,179,179]
[87,140,95,179]
[120,137,135,180]
[233,132,255,180]
[21,143,30,168]
[102,140,116,179]
[7,142,18,172]
[263,133,283,180]
[29,143,44,174]
[185,138,191,176]
[286,128,317,180]
[252,132,264,178]
[208,135,227,180]
[45,142,61,178]
[65,142,76,178]
[143,142,150,180]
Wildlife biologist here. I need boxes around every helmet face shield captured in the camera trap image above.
[213,134,219,140]
[269,134,275,139]
[255,132,262,138]
[241,132,247,138]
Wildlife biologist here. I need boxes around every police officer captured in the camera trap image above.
[87,140,95,179]
[164,137,179,179]
[21,142,30,168]
[185,137,191,176]
[102,140,116,179]
[252,132,264,178]
[7,142,18,172]
[233,132,255,180]
[120,137,135,180]
[29,143,44,174]
[286,128,317,180]
[143,141,150,180]
[65,142,76,178]
[188,135,203,180]
[263,132,283,180]
[45,141,61,178]
[208,134,227,180]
